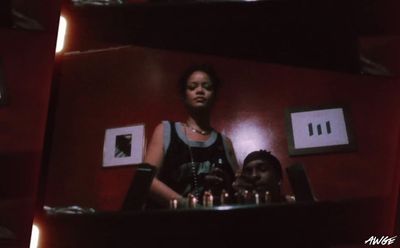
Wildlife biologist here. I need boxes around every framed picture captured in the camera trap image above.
[0,60,7,106]
[285,106,356,156]
[103,124,145,167]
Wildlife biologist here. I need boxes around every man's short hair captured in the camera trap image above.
[243,150,282,181]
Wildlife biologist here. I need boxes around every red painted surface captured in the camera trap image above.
[0,30,57,244]
[44,46,400,234]
[0,0,60,242]
[0,0,397,245]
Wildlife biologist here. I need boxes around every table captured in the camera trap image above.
[36,198,382,248]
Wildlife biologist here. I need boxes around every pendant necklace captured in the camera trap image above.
[183,125,200,199]
[185,122,212,135]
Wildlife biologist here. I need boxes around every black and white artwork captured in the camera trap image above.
[286,106,356,156]
[103,124,145,167]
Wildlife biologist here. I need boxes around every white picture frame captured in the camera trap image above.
[285,106,356,156]
[102,124,145,167]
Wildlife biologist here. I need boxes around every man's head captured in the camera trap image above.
[242,150,282,192]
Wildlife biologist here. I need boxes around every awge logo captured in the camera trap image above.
[364,236,397,246]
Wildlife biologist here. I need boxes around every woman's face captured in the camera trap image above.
[184,71,215,109]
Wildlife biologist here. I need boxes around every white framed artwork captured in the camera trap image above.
[286,106,356,156]
[103,124,145,167]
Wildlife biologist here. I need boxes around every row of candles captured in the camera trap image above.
[169,189,272,209]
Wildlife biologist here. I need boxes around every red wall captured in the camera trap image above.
[0,0,60,243]
[44,45,400,234]
[0,30,57,243]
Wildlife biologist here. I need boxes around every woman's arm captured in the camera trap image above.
[149,179,182,207]
[144,123,182,207]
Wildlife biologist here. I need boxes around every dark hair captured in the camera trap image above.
[178,64,221,99]
[243,150,282,181]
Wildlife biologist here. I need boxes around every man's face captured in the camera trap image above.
[242,159,278,191]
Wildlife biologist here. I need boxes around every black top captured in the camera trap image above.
[157,121,235,199]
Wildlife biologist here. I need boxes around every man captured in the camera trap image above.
[233,150,285,203]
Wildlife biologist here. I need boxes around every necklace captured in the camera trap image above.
[185,123,212,135]
[184,126,200,199]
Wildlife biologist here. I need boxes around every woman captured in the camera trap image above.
[144,64,239,207]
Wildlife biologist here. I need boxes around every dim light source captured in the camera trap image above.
[29,224,39,248]
[229,117,274,163]
[56,16,67,53]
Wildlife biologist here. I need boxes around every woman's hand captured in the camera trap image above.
[204,167,231,192]
[232,171,255,192]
